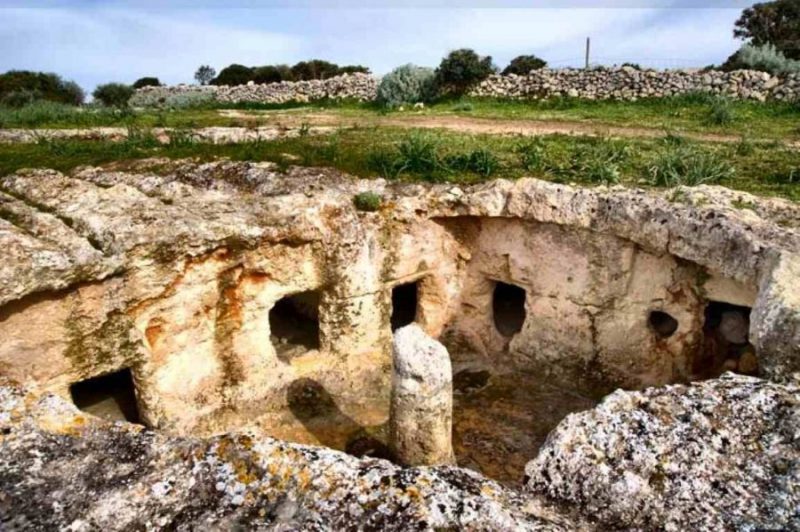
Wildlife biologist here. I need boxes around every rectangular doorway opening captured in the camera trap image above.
[391,281,419,331]
[270,290,321,361]
[493,281,527,337]
[69,368,141,424]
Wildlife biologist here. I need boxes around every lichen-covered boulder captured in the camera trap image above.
[0,382,571,531]
[525,373,800,530]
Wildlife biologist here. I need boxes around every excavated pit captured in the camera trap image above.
[1,164,795,489]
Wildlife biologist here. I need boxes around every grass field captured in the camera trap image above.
[1,126,798,201]
[1,94,799,142]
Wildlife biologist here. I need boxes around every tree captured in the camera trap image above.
[92,83,134,107]
[132,77,161,89]
[502,55,547,75]
[194,65,216,85]
[338,65,371,75]
[0,70,84,105]
[252,65,284,84]
[211,64,253,86]
[434,49,497,96]
[290,60,341,81]
[733,0,800,60]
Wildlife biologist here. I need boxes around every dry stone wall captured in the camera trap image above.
[132,68,800,107]
[471,67,800,102]
[130,73,378,107]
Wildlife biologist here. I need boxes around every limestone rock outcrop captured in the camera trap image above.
[1,161,799,439]
[525,373,800,530]
[0,381,571,531]
[390,324,455,466]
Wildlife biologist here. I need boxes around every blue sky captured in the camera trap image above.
[0,1,755,91]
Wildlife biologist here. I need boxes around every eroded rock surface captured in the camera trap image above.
[0,382,571,531]
[390,324,455,466]
[526,373,800,531]
[0,161,799,441]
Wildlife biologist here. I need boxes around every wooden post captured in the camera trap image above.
[585,37,591,69]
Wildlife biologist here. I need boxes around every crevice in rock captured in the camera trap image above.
[0,183,105,253]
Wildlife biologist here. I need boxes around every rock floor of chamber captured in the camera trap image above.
[236,370,597,487]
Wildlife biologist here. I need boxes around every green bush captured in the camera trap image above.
[516,138,547,171]
[516,137,628,184]
[1,89,41,108]
[376,64,436,108]
[434,49,496,96]
[445,148,499,177]
[502,55,547,76]
[212,64,254,86]
[252,66,284,84]
[290,60,369,81]
[706,97,735,126]
[132,77,161,89]
[396,132,441,174]
[646,146,735,187]
[0,70,84,105]
[725,43,800,75]
[353,192,382,212]
[92,83,134,107]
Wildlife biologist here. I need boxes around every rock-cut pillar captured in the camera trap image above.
[389,324,455,466]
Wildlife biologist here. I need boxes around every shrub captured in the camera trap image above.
[516,138,547,171]
[0,70,84,105]
[726,43,800,75]
[194,65,216,85]
[434,49,496,96]
[353,192,382,212]
[396,132,441,174]
[445,148,499,177]
[338,65,371,76]
[132,77,161,89]
[376,64,436,108]
[212,64,254,86]
[706,97,735,126]
[516,137,628,184]
[646,146,735,187]
[1,89,41,108]
[252,66,284,84]
[291,60,340,81]
[367,148,403,179]
[60,81,85,106]
[92,83,134,107]
[502,54,547,76]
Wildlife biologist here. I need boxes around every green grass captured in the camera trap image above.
[1,126,798,201]
[397,93,800,141]
[3,94,800,143]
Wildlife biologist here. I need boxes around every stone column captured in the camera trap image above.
[389,324,455,466]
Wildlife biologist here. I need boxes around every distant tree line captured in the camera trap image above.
[195,60,372,86]
[3,0,799,109]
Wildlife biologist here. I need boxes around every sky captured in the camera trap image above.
[0,1,757,92]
